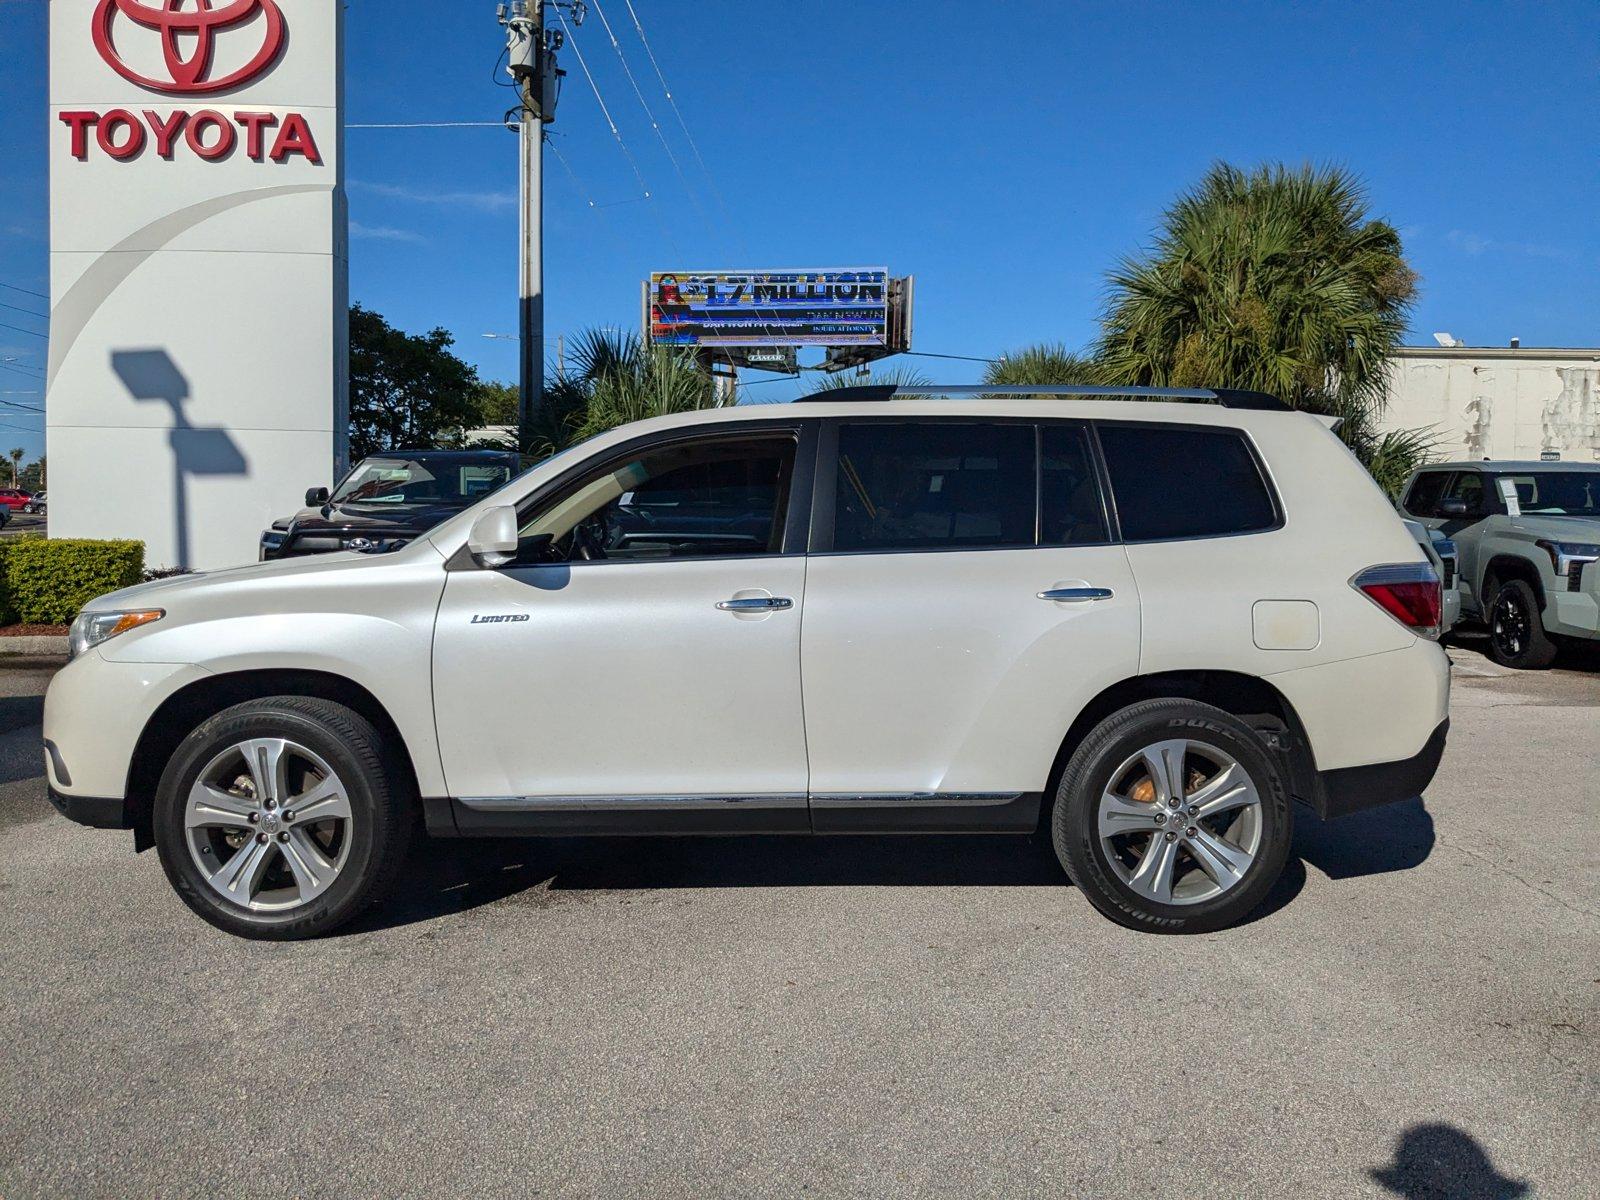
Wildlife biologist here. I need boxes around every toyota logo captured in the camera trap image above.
[92,0,287,95]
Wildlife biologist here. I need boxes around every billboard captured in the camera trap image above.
[648,269,889,347]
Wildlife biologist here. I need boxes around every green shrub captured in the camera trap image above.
[1,539,145,625]
[0,541,16,625]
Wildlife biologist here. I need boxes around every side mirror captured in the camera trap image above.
[306,486,330,508]
[467,505,520,568]
[1438,498,1470,517]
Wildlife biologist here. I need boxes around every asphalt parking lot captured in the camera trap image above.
[0,641,1595,1199]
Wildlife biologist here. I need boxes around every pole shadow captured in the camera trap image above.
[111,349,248,568]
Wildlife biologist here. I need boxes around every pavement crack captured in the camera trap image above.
[1433,835,1599,920]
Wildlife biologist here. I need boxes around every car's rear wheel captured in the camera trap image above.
[1053,699,1292,933]
[153,697,412,939]
[1486,579,1557,669]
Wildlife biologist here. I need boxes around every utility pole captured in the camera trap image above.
[498,2,570,446]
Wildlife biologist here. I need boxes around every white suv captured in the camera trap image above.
[45,387,1450,938]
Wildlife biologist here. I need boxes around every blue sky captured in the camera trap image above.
[2,0,1597,460]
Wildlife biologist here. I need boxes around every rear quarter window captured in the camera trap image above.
[1098,424,1278,541]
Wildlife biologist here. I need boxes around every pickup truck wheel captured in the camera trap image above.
[1052,700,1293,934]
[153,697,413,939]
[1487,579,1557,669]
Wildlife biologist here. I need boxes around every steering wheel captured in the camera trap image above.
[569,512,610,561]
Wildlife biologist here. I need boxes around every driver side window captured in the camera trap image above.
[521,434,796,563]
[1444,472,1486,516]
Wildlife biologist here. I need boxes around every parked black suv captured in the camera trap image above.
[261,449,532,560]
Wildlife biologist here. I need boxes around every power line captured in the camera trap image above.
[0,300,46,321]
[619,0,747,260]
[0,397,46,413]
[0,362,44,380]
[0,322,46,340]
[0,281,48,301]
[555,10,679,260]
[555,13,651,202]
[347,121,505,129]
[588,0,719,249]
[905,350,1000,364]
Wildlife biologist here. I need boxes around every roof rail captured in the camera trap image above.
[796,384,1289,411]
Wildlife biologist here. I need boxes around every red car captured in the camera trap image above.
[0,489,34,511]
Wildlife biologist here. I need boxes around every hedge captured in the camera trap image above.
[0,538,146,626]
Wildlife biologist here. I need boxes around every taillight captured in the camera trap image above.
[1352,563,1442,637]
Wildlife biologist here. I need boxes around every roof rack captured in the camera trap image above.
[795,384,1289,411]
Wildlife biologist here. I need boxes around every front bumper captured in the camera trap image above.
[1313,719,1449,819]
[43,652,211,809]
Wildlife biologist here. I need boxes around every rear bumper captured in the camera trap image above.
[47,786,129,830]
[1313,719,1449,819]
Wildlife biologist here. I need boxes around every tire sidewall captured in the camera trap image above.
[153,702,396,937]
[1055,702,1293,933]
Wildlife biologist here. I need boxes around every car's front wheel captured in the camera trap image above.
[1486,578,1557,669]
[153,697,412,939]
[1053,699,1293,933]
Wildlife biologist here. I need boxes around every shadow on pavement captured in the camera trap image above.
[1295,795,1435,880]
[0,694,44,735]
[346,825,1309,935]
[1370,1123,1530,1199]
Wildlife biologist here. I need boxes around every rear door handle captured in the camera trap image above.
[1037,587,1114,602]
[716,597,794,612]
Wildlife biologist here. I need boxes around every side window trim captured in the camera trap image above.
[1044,418,1118,546]
[503,420,816,566]
[1089,418,1284,544]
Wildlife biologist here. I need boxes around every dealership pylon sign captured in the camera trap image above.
[48,0,347,569]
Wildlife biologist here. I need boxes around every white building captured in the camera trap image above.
[1379,343,1600,463]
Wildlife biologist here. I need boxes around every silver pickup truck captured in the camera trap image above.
[1399,461,1600,667]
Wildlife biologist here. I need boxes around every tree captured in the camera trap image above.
[555,328,722,447]
[983,343,1099,388]
[348,304,485,460]
[18,457,45,493]
[472,380,520,428]
[806,363,931,393]
[1093,162,1429,488]
[8,447,22,487]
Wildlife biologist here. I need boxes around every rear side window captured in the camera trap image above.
[1404,472,1451,518]
[833,422,1035,551]
[1099,424,1277,541]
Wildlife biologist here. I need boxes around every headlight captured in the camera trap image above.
[1536,540,1600,577]
[67,609,164,660]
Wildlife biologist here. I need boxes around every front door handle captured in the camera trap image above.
[1037,586,1114,602]
[716,597,794,612]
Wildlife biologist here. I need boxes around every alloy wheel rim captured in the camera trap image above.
[183,738,354,913]
[1492,593,1528,657]
[1097,739,1264,906]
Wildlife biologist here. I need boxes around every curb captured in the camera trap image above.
[0,635,70,657]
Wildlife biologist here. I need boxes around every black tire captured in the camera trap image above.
[153,697,413,939]
[1052,699,1293,934]
[1486,579,1557,669]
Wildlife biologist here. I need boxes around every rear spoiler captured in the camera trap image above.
[1310,413,1345,434]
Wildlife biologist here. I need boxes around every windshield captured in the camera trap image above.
[331,457,514,506]
[1497,471,1600,517]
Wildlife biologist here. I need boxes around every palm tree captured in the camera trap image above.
[983,343,1099,388]
[8,448,22,488]
[507,329,722,458]
[804,363,931,394]
[1092,161,1430,490]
